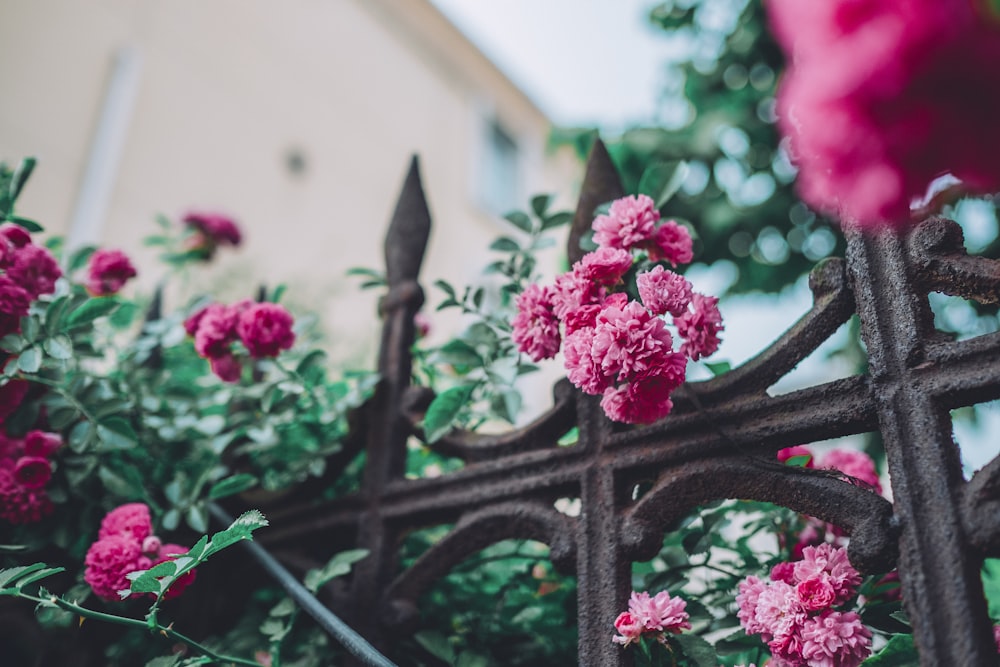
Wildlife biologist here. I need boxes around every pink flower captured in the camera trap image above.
[0,275,31,330]
[820,449,882,494]
[796,577,837,612]
[628,590,691,634]
[0,223,31,249]
[600,366,685,424]
[86,249,137,296]
[0,380,28,422]
[575,247,633,285]
[591,300,677,386]
[993,624,1000,653]
[84,533,144,601]
[612,611,645,646]
[593,195,659,250]
[552,271,606,323]
[799,610,872,667]
[793,544,861,606]
[737,576,769,636]
[210,353,243,383]
[675,293,723,361]
[648,220,694,267]
[193,303,239,359]
[768,0,1000,228]
[236,302,295,358]
[636,265,693,317]
[778,446,815,468]
[512,284,561,361]
[754,580,807,644]
[98,502,153,542]
[0,462,53,524]
[23,430,61,458]
[13,456,51,489]
[563,327,609,395]
[6,244,61,299]
[771,561,797,584]
[183,212,243,258]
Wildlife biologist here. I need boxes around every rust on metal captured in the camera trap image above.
[252,143,1000,666]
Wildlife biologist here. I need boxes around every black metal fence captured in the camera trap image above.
[248,141,1000,666]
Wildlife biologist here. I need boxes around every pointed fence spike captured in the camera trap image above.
[385,155,431,286]
[568,138,625,264]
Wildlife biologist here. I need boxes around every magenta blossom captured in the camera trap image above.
[183,211,242,259]
[6,244,61,299]
[636,265,693,317]
[574,247,633,285]
[193,303,239,359]
[612,611,645,647]
[820,448,882,494]
[512,284,561,361]
[593,194,659,250]
[86,249,137,296]
[675,293,723,361]
[237,302,295,358]
[648,220,694,267]
[613,589,690,647]
[799,610,872,667]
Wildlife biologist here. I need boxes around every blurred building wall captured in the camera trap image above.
[0,0,581,366]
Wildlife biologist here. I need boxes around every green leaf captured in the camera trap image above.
[983,558,1000,619]
[860,634,917,666]
[414,631,455,663]
[16,347,41,373]
[304,549,369,593]
[637,160,689,209]
[66,246,96,274]
[432,340,482,367]
[503,211,533,233]
[489,236,520,252]
[43,335,73,360]
[127,560,178,596]
[144,655,182,667]
[0,563,55,589]
[206,509,269,556]
[6,215,43,233]
[422,383,476,443]
[208,474,258,500]
[97,417,138,450]
[541,211,573,230]
[8,157,37,204]
[64,298,120,329]
[296,349,327,375]
[186,505,208,532]
[0,334,24,354]
[433,279,456,298]
[673,633,718,667]
[109,302,139,329]
[44,295,70,335]
[194,414,226,436]
[530,194,552,218]
[704,360,732,376]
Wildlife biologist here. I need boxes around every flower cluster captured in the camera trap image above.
[0,429,61,524]
[86,248,137,297]
[768,0,1000,227]
[185,300,296,382]
[183,211,243,259]
[612,589,691,647]
[84,503,196,601]
[0,223,61,338]
[512,195,723,423]
[737,544,871,667]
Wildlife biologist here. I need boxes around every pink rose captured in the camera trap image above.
[236,302,295,359]
[86,249,137,296]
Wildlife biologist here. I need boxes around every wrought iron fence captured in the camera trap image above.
[245,141,1000,666]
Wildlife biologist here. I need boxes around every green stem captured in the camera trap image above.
[26,375,99,423]
[22,594,261,667]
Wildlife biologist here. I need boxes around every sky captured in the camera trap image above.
[429,0,679,130]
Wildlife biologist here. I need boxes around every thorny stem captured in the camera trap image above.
[19,593,262,667]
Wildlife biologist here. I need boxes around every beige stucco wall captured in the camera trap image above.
[0,0,581,372]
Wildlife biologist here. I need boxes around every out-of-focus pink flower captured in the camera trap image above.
[0,380,29,422]
[84,533,144,601]
[612,611,645,646]
[183,212,243,258]
[799,610,872,667]
[636,265,693,317]
[193,303,239,359]
[737,576,770,636]
[210,353,243,383]
[648,220,694,267]
[778,445,815,468]
[152,543,197,600]
[414,311,432,339]
[13,456,51,489]
[0,463,53,524]
[770,561,797,585]
[24,430,61,458]
[0,275,31,334]
[512,284,561,361]
[575,247,633,285]
[236,302,295,359]
[768,0,1000,228]
[98,502,152,542]
[820,449,882,494]
[593,195,659,250]
[0,224,31,249]
[993,624,1000,653]
[86,249,137,296]
[675,293,723,361]
[6,244,61,299]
